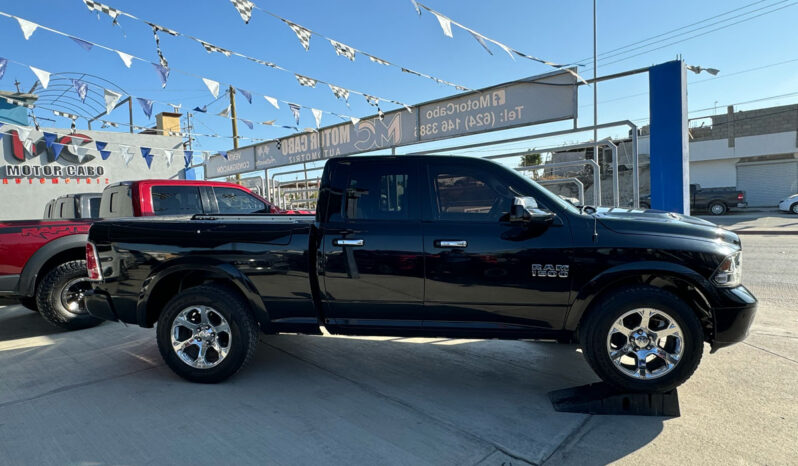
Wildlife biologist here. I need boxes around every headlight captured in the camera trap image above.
[713,251,742,287]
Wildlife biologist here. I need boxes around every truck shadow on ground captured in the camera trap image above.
[0,305,72,342]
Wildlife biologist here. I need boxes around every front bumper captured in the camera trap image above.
[710,285,757,352]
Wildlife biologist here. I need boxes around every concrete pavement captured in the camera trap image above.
[697,210,798,234]
[0,235,796,465]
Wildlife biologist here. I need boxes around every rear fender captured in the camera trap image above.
[565,261,717,332]
[137,257,269,329]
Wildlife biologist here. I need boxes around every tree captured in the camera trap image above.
[521,152,543,179]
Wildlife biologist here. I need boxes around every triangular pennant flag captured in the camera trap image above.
[202,78,220,98]
[17,18,38,40]
[264,95,279,109]
[240,119,254,130]
[72,144,90,163]
[72,79,88,103]
[30,66,50,89]
[152,63,169,88]
[237,88,252,104]
[471,32,493,55]
[12,126,31,150]
[43,132,57,149]
[229,0,254,23]
[183,150,193,168]
[0,58,7,80]
[328,84,350,102]
[103,88,122,115]
[164,149,174,167]
[116,50,133,68]
[217,106,230,118]
[367,55,390,66]
[70,36,94,51]
[295,74,317,88]
[51,143,64,160]
[311,108,323,128]
[350,116,360,126]
[329,40,356,61]
[262,120,275,126]
[496,42,516,60]
[432,12,453,38]
[82,0,121,22]
[137,98,153,119]
[284,20,311,51]
[120,145,133,166]
[220,151,228,160]
[141,147,153,169]
[410,0,422,15]
[202,151,211,162]
[288,103,301,125]
[95,141,111,160]
[192,105,207,113]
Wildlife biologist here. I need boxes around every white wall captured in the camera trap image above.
[690,131,798,162]
[690,159,739,188]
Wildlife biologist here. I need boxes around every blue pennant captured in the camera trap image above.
[220,151,228,160]
[192,105,207,113]
[237,87,252,104]
[240,119,253,130]
[137,98,153,119]
[52,143,64,160]
[95,141,111,160]
[72,79,88,103]
[183,150,193,168]
[141,146,153,168]
[70,36,93,51]
[151,63,169,88]
[43,132,57,148]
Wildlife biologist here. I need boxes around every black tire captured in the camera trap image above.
[579,286,704,393]
[791,203,798,214]
[156,284,259,383]
[36,260,103,330]
[708,201,727,216]
[18,297,38,312]
[640,203,650,209]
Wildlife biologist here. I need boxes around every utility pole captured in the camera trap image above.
[229,85,240,183]
[185,112,194,150]
[592,0,599,205]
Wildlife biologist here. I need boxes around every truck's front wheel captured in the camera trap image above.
[579,286,704,393]
[156,285,259,383]
[36,260,103,330]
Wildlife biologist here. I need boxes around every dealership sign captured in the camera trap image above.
[207,69,577,176]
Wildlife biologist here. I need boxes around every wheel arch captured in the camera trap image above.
[138,258,269,330]
[565,261,716,342]
[18,234,88,297]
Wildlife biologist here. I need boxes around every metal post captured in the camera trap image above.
[229,86,240,183]
[604,140,619,207]
[303,163,309,209]
[593,0,598,155]
[185,112,193,150]
[631,123,640,208]
[128,97,133,134]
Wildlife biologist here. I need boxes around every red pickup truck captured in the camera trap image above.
[0,179,281,330]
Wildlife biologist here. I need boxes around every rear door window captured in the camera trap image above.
[342,162,417,221]
[89,198,101,218]
[212,187,268,214]
[151,186,204,215]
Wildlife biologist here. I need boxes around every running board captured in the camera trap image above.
[548,382,680,417]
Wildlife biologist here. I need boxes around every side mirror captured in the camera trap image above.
[509,198,555,225]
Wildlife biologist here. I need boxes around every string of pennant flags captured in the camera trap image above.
[409,1,586,84]
[0,10,383,130]
[220,0,472,92]
[75,0,416,112]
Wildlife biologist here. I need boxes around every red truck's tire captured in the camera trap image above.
[156,284,259,383]
[36,260,103,330]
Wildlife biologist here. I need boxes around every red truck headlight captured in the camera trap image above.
[86,242,103,281]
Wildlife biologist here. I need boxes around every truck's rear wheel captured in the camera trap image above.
[579,286,704,393]
[709,201,727,215]
[156,284,258,383]
[36,260,103,330]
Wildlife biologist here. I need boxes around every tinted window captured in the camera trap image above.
[213,187,267,214]
[109,192,117,213]
[89,198,101,218]
[430,167,513,222]
[344,163,414,221]
[58,201,65,218]
[151,186,203,215]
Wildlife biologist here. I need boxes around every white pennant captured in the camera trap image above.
[14,126,32,153]
[264,95,279,109]
[17,18,38,40]
[202,77,220,98]
[432,12,453,38]
[496,42,516,60]
[311,108,323,128]
[217,106,230,118]
[120,145,134,166]
[29,66,50,89]
[116,50,133,68]
[163,149,174,167]
[75,145,90,163]
[350,117,361,126]
[202,151,211,162]
[104,88,122,115]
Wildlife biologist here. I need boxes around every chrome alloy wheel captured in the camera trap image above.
[60,277,92,314]
[170,306,232,369]
[606,308,684,379]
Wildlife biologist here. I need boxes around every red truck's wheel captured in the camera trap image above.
[36,260,103,330]
[156,284,259,383]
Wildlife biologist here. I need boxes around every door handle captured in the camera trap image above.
[333,238,364,247]
[435,240,467,248]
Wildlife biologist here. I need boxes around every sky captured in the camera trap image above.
[1,0,797,179]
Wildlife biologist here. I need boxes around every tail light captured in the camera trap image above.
[86,242,103,281]
[737,192,744,201]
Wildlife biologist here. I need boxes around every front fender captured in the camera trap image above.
[564,260,717,331]
[136,256,269,328]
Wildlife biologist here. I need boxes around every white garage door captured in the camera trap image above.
[737,161,798,207]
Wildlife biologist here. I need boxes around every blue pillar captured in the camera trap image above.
[649,60,689,214]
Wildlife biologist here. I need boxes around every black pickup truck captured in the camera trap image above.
[85,155,757,392]
[640,184,747,215]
